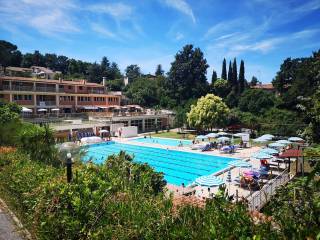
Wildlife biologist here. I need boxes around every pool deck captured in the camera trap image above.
[113,136,288,202]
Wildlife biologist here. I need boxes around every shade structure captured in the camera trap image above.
[269,142,285,148]
[217,131,229,136]
[22,107,32,113]
[217,136,230,142]
[205,133,218,138]
[51,108,59,111]
[196,135,208,140]
[253,137,269,143]
[276,140,291,145]
[99,129,109,133]
[251,152,273,159]
[228,160,252,168]
[260,148,279,155]
[288,137,304,142]
[38,108,47,112]
[195,175,224,187]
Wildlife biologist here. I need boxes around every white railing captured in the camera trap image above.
[246,169,291,211]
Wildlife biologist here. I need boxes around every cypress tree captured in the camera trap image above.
[211,69,217,84]
[239,60,245,93]
[232,58,238,92]
[227,61,232,87]
[221,58,227,80]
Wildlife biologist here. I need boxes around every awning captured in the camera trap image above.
[38,108,47,112]
[51,108,60,111]
[81,106,99,110]
[22,107,33,113]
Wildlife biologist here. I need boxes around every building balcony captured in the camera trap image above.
[35,86,56,92]
[36,101,56,106]
[1,85,34,91]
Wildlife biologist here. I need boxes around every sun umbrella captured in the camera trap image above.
[217,136,230,142]
[205,133,218,138]
[226,170,232,183]
[218,131,229,136]
[260,148,279,155]
[228,160,252,168]
[51,108,59,111]
[251,152,273,159]
[195,175,224,187]
[37,108,47,112]
[276,140,291,145]
[100,129,109,133]
[196,135,208,140]
[288,137,304,142]
[269,142,285,148]
[253,137,269,143]
[22,107,32,113]
[233,133,247,137]
[260,134,274,139]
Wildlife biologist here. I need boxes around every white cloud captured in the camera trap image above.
[91,23,117,39]
[88,2,133,21]
[163,0,196,23]
[175,32,184,40]
[0,0,79,36]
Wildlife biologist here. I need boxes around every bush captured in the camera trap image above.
[0,151,280,239]
[18,124,60,166]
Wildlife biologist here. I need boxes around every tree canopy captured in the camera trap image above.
[187,94,230,131]
[167,44,209,105]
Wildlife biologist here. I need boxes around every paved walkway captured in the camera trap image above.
[0,200,25,240]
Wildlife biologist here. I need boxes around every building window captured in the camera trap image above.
[68,86,72,89]
[79,86,83,90]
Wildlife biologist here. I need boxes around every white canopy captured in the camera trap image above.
[51,108,60,111]
[99,129,109,133]
[22,107,32,113]
[80,136,103,144]
[82,106,99,110]
[38,108,47,112]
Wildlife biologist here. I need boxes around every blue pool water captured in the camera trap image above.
[84,142,237,186]
[130,137,192,147]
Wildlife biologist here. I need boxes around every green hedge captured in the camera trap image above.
[0,151,280,239]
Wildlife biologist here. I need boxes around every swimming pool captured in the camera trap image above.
[84,142,237,186]
[130,137,192,147]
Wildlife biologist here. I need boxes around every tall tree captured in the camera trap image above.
[0,40,20,71]
[88,62,102,83]
[125,64,141,83]
[109,62,122,80]
[250,76,259,86]
[232,58,238,92]
[32,50,44,66]
[167,44,209,104]
[238,60,245,94]
[211,69,217,84]
[221,58,227,80]
[227,61,232,87]
[155,64,164,76]
[101,56,110,79]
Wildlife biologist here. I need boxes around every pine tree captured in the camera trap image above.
[232,58,238,93]
[238,60,245,93]
[211,69,217,84]
[221,58,227,80]
[155,64,164,76]
[227,61,232,87]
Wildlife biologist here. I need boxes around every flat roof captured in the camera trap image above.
[0,76,105,87]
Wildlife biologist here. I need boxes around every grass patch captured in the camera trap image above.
[150,131,196,140]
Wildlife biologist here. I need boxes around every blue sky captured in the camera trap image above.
[0,0,319,83]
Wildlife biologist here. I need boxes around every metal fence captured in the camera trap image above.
[246,169,291,211]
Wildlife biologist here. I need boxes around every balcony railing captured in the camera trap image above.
[36,101,56,106]
[1,85,35,91]
[35,86,56,92]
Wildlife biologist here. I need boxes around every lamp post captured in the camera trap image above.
[66,152,73,183]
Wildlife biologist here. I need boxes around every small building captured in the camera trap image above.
[251,83,275,92]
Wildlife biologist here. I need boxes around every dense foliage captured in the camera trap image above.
[0,151,280,239]
[187,94,230,131]
[167,44,209,105]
